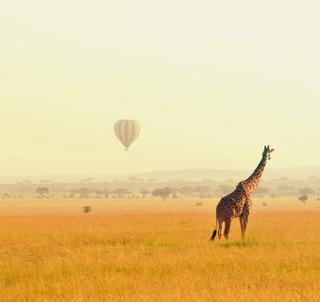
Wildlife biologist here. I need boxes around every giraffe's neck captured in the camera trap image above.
[242,155,268,193]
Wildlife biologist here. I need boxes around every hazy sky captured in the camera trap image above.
[1,0,320,175]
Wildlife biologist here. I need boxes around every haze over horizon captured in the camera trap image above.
[1,167,320,184]
[1,1,320,175]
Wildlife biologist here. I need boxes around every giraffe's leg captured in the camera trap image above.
[239,217,245,239]
[240,212,249,239]
[239,217,244,236]
[223,218,232,240]
[218,219,223,240]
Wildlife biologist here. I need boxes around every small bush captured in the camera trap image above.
[83,206,92,214]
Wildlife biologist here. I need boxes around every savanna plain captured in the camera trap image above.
[0,197,320,302]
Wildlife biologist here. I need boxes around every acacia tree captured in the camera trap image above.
[152,187,173,201]
[299,195,308,204]
[35,187,50,198]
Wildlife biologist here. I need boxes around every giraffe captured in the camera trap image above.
[210,145,274,241]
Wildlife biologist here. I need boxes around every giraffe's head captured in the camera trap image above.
[263,145,275,160]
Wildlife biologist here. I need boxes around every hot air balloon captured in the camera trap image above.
[114,120,140,150]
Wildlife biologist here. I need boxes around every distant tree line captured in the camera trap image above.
[1,176,320,201]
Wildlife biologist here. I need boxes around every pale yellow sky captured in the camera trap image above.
[0,0,319,175]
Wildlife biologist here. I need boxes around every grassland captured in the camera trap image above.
[0,198,320,301]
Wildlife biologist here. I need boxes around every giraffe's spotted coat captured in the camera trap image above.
[211,145,274,240]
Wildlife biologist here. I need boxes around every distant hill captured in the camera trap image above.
[134,167,320,181]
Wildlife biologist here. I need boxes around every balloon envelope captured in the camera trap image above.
[114,120,140,150]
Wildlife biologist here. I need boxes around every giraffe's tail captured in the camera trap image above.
[210,218,218,241]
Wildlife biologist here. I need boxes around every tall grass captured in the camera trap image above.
[0,199,319,301]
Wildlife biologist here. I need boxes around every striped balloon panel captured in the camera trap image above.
[114,120,140,149]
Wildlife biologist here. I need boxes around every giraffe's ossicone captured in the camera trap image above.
[210,145,274,241]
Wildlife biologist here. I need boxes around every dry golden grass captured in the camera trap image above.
[0,198,320,301]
